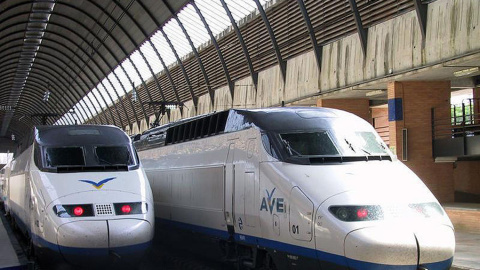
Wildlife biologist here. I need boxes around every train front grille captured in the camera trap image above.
[94,203,114,216]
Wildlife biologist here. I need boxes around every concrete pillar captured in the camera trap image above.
[388,81,454,203]
[316,98,371,123]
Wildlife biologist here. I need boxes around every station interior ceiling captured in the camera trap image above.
[0,0,479,154]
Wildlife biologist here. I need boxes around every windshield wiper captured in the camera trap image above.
[344,139,356,153]
[360,148,371,155]
[281,139,302,156]
[97,157,115,165]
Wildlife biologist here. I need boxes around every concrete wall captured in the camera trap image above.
[285,50,320,102]
[320,0,479,91]
[233,76,256,108]
[426,0,480,63]
[257,65,285,107]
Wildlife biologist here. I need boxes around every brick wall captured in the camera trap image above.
[453,161,480,199]
[316,98,371,123]
[388,81,455,203]
[372,107,389,145]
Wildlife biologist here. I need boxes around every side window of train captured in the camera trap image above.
[261,133,278,159]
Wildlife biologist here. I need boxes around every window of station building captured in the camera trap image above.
[95,146,133,166]
[45,147,85,167]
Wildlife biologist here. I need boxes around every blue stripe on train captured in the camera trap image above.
[157,218,453,270]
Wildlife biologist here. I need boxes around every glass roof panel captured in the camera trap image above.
[150,30,177,68]
[163,19,191,60]
[139,42,164,75]
[177,4,210,49]
[56,0,271,126]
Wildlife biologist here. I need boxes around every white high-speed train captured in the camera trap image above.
[3,125,154,268]
[134,107,455,270]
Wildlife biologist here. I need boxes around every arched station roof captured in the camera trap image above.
[0,0,190,143]
[1,0,425,145]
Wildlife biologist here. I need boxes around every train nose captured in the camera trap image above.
[57,219,153,266]
[344,224,454,269]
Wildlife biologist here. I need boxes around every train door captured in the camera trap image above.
[233,138,259,235]
[225,137,259,235]
[224,141,236,227]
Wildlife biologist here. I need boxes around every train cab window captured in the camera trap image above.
[261,133,279,159]
[340,131,388,155]
[95,146,133,165]
[45,147,85,166]
[279,132,339,156]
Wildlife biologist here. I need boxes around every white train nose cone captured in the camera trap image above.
[344,224,454,269]
[108,219,153,249]
[56,219,153,266]
[57,220,109,264]
[344,226,418,268]
[415,225,455,269]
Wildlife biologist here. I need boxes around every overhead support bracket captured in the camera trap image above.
[348,0,368,56]
[219,0,258,88]
[253,0,287,83]
[296,0,322,72]
[163,0,214,107]
[413,0,428,41]
[192,0,235,100]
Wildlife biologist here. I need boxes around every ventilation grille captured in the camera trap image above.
[95,204,114,216]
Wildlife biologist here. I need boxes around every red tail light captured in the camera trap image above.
[357,208,368,219]
[73,206,84,216]
[121,204,132,214]
[329,205,383,222]
[114,202,147,215]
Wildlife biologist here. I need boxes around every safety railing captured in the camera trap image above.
[432,98,480,160]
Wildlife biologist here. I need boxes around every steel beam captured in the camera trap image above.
[348,0,368,56]
[413,0,427,41]
[296,0,322,72]
[253,0,287,82]
[163,0,214,107]
[219,0,258,87]
[191,0,234,99]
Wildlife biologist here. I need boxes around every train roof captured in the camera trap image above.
[35,125,131,146]
[134,107,361,150]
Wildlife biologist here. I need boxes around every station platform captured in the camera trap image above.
[0,204,28,270]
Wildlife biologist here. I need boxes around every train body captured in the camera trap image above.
[3,125,154,268]
[134,107,455,270]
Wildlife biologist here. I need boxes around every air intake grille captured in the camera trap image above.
[95,204,114,216]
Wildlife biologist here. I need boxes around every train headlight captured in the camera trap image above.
[54,204,94,218]
[409,202,444,218]
[113,202,147,215]
[329,205,383,222]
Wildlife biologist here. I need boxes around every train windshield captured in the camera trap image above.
[279,132,339,156]
[340,131,388,155]
[41,145,137,172]
[276,129,389,161]
[46,147,85,166]
[95,146,132,165]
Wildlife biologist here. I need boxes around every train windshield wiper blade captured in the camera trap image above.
[281,139,302,156]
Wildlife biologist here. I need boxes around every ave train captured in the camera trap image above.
[3,125,154,269]
[134,107,455,270]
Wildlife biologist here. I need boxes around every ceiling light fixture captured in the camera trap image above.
[453,67,479,77]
